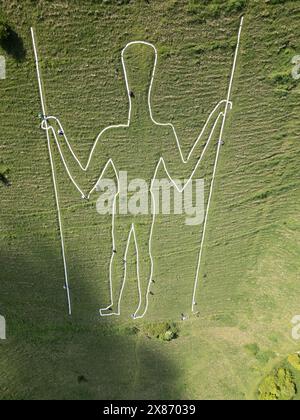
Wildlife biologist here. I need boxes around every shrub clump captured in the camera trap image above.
[258,368,297,401]
[288,354,300,371]
[142,322,178,342]
[245,343,275,364]
[0,161,9,175]
[0,161,10,187]
[265,0,290,4]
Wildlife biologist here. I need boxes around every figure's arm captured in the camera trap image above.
[160,100,230,183]
[43,117,110,198]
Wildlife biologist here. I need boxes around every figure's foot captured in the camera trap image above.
[99,305,119,316]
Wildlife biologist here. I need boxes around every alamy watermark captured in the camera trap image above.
[96,172,205,226]
[0,56,6,80]
[0,315,6,340]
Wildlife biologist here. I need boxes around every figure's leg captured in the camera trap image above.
[133,215,155,319]
[100,213,132,316]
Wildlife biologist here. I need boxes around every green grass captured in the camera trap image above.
[1,0,300,399]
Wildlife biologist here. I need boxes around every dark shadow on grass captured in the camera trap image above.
[0,237,183,399]
[0,27,26,62]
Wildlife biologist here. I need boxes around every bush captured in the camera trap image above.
[142,322,178,342]
[0,161,9,176]
[188,0,247,19]
[225,0,247,13]
[245,343,260,356]
[245,343,275,363]
[258,368,297,400]
[288,354,300,371]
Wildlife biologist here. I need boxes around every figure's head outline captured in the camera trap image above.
[121,41,158,122]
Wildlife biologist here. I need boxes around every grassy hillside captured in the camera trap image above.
[0,0,300,399]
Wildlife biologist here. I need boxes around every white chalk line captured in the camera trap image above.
[31,28,72,316]
[31,17,243,318]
